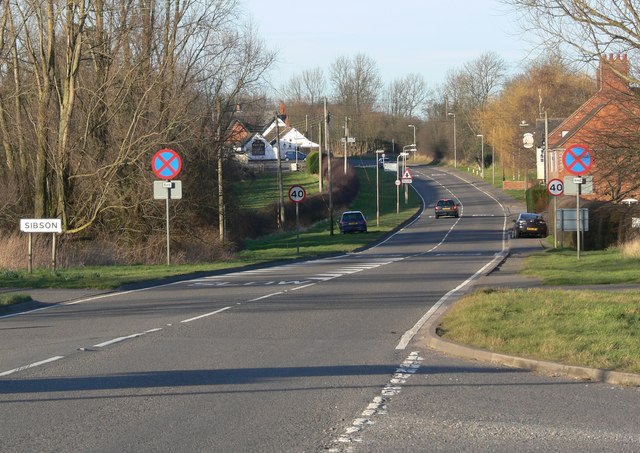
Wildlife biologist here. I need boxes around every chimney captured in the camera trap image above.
[278,101,289,126]
[597,53,630,94]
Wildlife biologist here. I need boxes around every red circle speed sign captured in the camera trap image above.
[547,178,564,196]
[288,185,306,203]
[152,149,182,180]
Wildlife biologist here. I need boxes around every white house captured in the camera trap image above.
[231,104,319,161]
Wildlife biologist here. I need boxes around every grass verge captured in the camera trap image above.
[0,293,32,310]
[522,248,640,285]
[438,287,640,374]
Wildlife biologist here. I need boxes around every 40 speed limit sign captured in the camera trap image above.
[547,178,564,196]
[288,185,307,203]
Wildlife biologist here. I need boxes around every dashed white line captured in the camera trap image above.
[248,292,283,302]
[181,306,232,323]
[0,356,64,377]
[93,328,164,348]
[328,351,424,451]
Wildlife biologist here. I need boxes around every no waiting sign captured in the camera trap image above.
[152,148,182,180]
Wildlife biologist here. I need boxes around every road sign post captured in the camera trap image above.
[562,145,594,260]
[288,185,306,254]
[20,219,62,273]
[152,149,183,265]
[547,178,564,249]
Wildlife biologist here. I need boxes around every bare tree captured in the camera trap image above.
[504,0,640,84]
[387,73,430,117]
[330,53,382,115]
[301,67,326,105]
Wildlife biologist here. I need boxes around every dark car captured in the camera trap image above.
[512,212,548,238]
[434,199,459,218]
[378,157,390,168]
[285,150,307,161]
[338,210,367,234]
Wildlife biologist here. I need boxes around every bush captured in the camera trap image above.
[620,237,640,258]
[306,151,319,174]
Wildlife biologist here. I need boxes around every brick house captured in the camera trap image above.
[546,54,640,202]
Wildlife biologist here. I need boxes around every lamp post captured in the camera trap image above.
[408,124,416,159]
[448,113,456,167]
[396,151,409,213]
[476,134,484,179]
[375,149,385,227]
[343,117,350,174]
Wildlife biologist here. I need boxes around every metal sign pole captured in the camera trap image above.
[576,183,581,260]
[553,197,557,249]
[166,187,171,266]
[296,203,300,255]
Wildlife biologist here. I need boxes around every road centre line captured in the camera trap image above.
[181,306,232,323]
[248,292,283,302]
[93,328,164,348]
[0,356,65,377]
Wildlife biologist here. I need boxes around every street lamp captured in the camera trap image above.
[448,113,457,167]
[375,149,385,227]
[343,117,351,174]
[408,124,416,160]
[396,151,409,213]
[476,134,484,179]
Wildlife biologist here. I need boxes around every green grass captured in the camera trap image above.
[234,172,319,210]
[0,167,420,290]
[522,248,640,285]
[439,287,640,374]
[0,292,32,309]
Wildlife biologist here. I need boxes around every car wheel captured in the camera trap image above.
[513,229,519,238]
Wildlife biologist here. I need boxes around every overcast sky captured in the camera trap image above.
[240,0,536,94]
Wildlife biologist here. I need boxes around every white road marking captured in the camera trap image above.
[93,328,164,348]
[180,306,232,323]
[248,292,283,302]
[329,352,423,451]
[0,356,64,377]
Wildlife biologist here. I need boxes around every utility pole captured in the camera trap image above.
[343,116,348,174]
[275,112,285,228]
[214,97,225,244]
[318,121,323,191]
[325,99,334,235]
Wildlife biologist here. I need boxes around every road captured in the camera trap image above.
[1,166,639,452]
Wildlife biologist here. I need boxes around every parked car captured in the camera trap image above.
[285,150,307,161]
[378,157,390,168]
[512,212,548,238]
[338,210,367,234]
[434,198,459,218]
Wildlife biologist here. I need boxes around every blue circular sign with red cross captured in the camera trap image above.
[152,148,182,180]
[562,144,593,176]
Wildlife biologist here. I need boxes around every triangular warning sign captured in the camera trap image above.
[403,168,412,179]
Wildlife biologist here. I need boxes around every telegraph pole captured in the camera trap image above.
[275,112,285,228]
[325,99,334,235]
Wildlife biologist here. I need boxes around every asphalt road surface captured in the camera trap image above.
[1,166,639,452]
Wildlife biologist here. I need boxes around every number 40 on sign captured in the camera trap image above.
[547,178,564,197]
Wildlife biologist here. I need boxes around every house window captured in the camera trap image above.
[252,140,265,156]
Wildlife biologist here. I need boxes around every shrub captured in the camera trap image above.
[306,151,319,175]
[620,237,640,258]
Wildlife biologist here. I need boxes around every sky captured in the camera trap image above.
[240,0,537,94]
